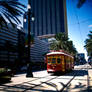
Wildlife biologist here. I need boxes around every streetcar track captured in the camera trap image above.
[60,71,77,92]
[1,75,60,92]
[0,73,60,91]
[60,76,75,92]
[77,64,92,91]
[1,74,50,86]
[0,71,76,92]
[61,67,88,92]
[77,64,91,91]
[0,65,90,92]
[23,76,59,92]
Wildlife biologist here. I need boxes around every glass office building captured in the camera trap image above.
[24,0,68,38]
[23,0,68,66]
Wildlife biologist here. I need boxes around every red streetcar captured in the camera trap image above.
[46,50,74,73]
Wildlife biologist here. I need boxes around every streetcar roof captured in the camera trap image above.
[46,52,73,58]
[47,52,66,55]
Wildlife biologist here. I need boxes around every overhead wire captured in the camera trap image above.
[69,0,92,26]
[68,18,92,25]
[71,0,84,47]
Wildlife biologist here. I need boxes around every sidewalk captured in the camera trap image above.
[88,68,92,90]
[0,66,92,92]
[0,70,75,92]
[63,65,92,92]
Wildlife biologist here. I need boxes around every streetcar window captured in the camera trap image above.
[48,58,51,63]
[57,58,61,63]
[52,58,56,64]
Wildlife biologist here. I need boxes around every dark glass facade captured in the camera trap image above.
[0,24,25,68]
[24,0,68,37]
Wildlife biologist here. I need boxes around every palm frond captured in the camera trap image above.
[84,31,92,56]
[0,0,25,29]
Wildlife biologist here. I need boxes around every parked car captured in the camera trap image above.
[0,67,12,81]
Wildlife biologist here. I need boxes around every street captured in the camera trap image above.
[0,63,92,92]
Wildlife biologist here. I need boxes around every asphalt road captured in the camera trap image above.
[0,63,92,92]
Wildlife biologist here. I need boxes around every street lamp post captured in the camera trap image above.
[26,0,33,77]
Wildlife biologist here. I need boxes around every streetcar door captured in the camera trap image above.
[64,56,67,71]
[61,55,65,72]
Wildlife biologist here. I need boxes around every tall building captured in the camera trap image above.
[23,0,68,38]
[23,0,68,66]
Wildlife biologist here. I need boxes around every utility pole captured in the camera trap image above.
[26,0,33,77]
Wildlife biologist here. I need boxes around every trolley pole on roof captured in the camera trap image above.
[26,0,33,77]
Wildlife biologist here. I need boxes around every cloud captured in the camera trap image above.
[88,25,92,28]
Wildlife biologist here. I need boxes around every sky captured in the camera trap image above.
[66,0,92,60]
[19,0,92,60]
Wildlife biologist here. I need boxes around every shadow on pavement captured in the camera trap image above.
[0,80,11,85]
[61,69,92,92]
[63,82,87,92]
[0,69,89,92]
[51,69,88,77]
[66,69,88,76]
[63,82,92,92]
[0,82,58,92]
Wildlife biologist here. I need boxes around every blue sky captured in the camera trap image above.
[19,0,92,59]
[67,0,92,59]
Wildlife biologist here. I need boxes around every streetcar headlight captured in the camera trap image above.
[48,69,54,71]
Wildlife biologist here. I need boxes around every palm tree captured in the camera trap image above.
[84,31,92,56]
[50,39,59,50]
[50,32,77,56]
[77,0,86,8]
[55,33,69,50]
[0,0,25,29]
[67,40,77,56]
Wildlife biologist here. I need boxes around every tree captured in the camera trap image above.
[84,31,92,56]
[77,0,86,8]
[50,32,77,56]
[50,39,60,50]
[55,33,69,50]
[67,40,77,56]
[0,0,25,29]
